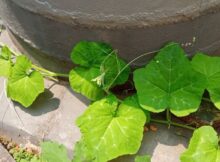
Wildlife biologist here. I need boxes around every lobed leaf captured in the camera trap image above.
[134,42,205,117]
[69,41,130,100]
[76,95,147,162]
[191,53,220,109]
[101,54,130,89]
[40,141,71,162]
[0,46,12,77]
[69,67,105,101]
[71,41,113,68]
[7,55,44,107]
[72,139,94,162]
[180,126,220,162]
[0,45,11,60]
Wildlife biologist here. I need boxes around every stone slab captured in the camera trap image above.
[0,144,15,162]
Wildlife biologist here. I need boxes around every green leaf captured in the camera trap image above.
[135,155,151,162]
[7,55,44,107]
[69,67,105,101]
[134,42,205,117]
[40,141,71,162]
[101,54,130,89]
[71,41,113,67]
[123,94,151,123]
[72,140,94,162]
[69,41,130,100]
[191,53,220,109]
[0,59,11,77]
[0,46,12,77]
[30,157,41,162]
[0,45,11,60]
[76,95,147,162]
[180,126,220,162]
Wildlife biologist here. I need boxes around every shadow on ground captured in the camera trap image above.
[112,124,192,162]
[15,89,60,116]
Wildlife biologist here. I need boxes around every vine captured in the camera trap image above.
[1,41,220,162]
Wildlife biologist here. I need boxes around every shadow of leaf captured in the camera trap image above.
[16,89,60,116]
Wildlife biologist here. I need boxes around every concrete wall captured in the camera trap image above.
[0,0,220,72]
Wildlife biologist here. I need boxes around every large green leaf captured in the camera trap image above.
[135,155,151,162]
[69,67,105,101]
[71,41,113,67]
[191,53,220,109]
[180,126,220,162]
[40,141,71,162]
[72,139,94,162]
[0,46,12,77]
[134,42,205,117]
[69,41,130,100]
[7,55,44,107]
[76,95,147,162]
[101,54,130,89]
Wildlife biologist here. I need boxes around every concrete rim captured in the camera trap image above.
[10,0,220,29]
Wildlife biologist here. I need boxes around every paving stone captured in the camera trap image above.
[0,144,15,162]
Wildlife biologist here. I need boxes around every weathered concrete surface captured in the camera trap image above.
[0,144,15,162]
[0,77,90,151]
[1,0,220,28]
[0,0,220,72]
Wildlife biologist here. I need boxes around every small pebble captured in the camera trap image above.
[144,126,149,132]
[150,125,158,132]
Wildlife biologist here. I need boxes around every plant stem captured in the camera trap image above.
[106,43,179,90]
[151,118,195,131]
[166,109,171,128]
[0,42,69,78]
[32,65,69,78]
[202,97,212,102]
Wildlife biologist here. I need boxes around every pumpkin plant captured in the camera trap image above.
[1,40,220,162]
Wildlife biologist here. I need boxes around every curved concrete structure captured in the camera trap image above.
[0,0,220,71]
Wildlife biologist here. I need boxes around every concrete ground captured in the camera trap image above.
[0,29,192,162]
[0,144,15,162]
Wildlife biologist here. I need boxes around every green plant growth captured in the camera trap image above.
[180,126,220,162]
[10,147,40,162]
[75,95,148,162]
[135,155,151,162]
[69,41,130,100]
[191,53,220,109]
[0,46,12,77]
[133,42,205,117]
[0,46,67,107]
[40,141,71,162]
[7,55,44,107]
[2,40,220,162]
[11,141,71,162]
